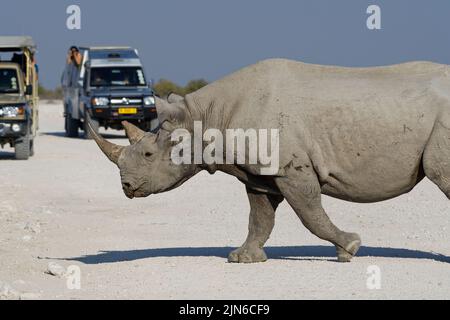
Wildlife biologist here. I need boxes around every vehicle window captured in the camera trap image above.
[90,67,146,87]
[0,69,20,94]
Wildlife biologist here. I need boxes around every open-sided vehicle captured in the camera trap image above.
[0,36,39,159]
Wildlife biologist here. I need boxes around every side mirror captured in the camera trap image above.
[25,85,33,95]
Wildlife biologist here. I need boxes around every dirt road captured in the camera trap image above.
[1,101,450,299]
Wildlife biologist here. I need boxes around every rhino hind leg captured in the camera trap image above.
[228,187,284,263]
[275,161,361,262]
[423,122,450,199]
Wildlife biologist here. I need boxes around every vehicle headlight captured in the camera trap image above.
[92,97,109,106]
[143,96,155,106]
[0,106,25,118]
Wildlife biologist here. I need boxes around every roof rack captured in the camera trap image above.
[0,36,36,52]
[79,46,132,51]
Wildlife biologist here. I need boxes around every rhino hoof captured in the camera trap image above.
[336,234,361,263]
[228,247,268,263]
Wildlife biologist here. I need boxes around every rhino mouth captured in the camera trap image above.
[123,182,149,199]
[125,189,150,199]
[123,177,188,199]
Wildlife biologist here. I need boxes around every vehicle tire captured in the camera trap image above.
[65,113,79,138]
[83,112,99,140]
[15,134,30,160]
[29,138,35,157]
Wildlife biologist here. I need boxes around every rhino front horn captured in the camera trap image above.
[88,121,124,164]
[122,121,146,144]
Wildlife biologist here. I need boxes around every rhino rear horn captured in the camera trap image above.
[122,121,146,144]
[88,121,124,165]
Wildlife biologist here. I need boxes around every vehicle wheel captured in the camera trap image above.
[15,134,30,160]
[83,112,99,140]
[29,138,35,157]
[65,113,79,138]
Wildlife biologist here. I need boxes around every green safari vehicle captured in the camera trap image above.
[0,36,39,159]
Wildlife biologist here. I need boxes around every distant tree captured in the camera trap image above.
[38,85,49,96]
[53,87,63,99]
[153,79,184,98]
[183,79,208,95]
[153,78,209,97]
[38,85,63,100]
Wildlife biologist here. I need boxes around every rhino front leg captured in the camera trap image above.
[275,162,361,262]
[228,187,284,263]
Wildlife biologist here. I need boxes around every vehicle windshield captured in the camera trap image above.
[0,68,20,94]
[90,67,146,87]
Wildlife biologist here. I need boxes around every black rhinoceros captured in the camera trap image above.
[90,59,450,263]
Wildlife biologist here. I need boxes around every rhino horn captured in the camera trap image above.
[122,121,146,144]
[88,121,124,164]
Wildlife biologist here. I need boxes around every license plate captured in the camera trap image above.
[118,108,137,114]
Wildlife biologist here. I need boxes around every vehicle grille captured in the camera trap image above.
[110,97,142,105]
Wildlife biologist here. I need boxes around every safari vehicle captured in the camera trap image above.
[61,46,158,139]
[0,36,39,160]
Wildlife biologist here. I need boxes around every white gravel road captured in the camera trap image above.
[1,101,450,300]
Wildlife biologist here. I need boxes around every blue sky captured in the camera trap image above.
[0,0,449,89]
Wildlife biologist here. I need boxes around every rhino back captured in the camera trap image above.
[186,59,450,202]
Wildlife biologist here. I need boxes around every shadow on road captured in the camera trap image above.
[40,131,126,140]
[56,245,450,264]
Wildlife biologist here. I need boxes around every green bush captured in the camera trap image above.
[38,85,63,100]
[153,78,208,97]
[183,79,209,95]
[152,79,184,98]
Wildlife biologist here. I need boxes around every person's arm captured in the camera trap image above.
[75,52,82,67]
[34,64,39,80]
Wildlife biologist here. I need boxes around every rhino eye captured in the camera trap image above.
[145,152,152,158]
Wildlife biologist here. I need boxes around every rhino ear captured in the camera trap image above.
[155,96,187,131]
[167,92,184,103]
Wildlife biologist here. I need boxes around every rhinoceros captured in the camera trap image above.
[90,59,450,263]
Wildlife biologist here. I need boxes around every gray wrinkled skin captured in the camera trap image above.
[91,59,450,263]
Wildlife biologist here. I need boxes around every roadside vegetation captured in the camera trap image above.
[153,79,208,97]
[38,85,63,100]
